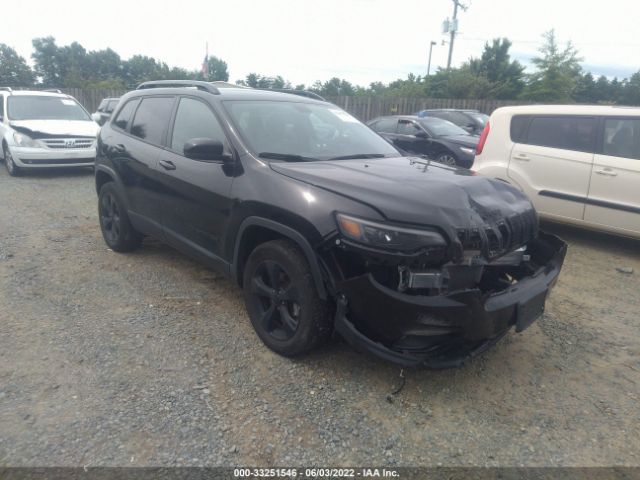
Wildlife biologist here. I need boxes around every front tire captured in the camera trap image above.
[243,239,331,357]
[98,182,142,252]
[3,146,23,176]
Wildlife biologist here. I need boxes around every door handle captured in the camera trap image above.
[159,160,176,171]
[514,154,529,161]
[113,143,126,153]
[594,169,617,177]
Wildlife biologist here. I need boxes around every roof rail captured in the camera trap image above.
[136,80,220,94]
[260,89,325,101]
[0,87,13,92]
[43,88,62,93]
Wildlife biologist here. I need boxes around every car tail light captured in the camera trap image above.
[476,122,490,155]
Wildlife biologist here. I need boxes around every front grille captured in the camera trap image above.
[457,209,538,259]
[43,138,94,149]
[21,158,94,165]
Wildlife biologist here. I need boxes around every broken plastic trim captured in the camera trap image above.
[333,232,567,368]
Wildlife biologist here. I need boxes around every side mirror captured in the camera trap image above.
[415,131,429,139]
[183,138,231,162]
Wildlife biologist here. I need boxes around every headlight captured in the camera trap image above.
[336,213,447,251]
[459,146,475,155]
[13,132,43,148]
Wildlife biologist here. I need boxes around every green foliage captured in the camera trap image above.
[0,44,34,86]
[522,30,583,101]
[467,38,525,99]
[1,34,639,107]
[196,56,229,82]
[236,73,291,89]
[310,77,357,96]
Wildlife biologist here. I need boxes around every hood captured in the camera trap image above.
[270,157,538,259]
[438,134,478,148]
[10,120,99,139]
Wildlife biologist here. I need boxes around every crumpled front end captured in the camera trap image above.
[329,231,567,368]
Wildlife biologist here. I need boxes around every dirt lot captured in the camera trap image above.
[0,166,639,467]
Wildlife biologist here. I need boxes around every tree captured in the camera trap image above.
[310,77,357,96]
[32,37,62,86]
[522,30,583,102]
[467,38,525,99]
[620,71,640,105]
[429,67,494,99]
[199,56,229,82]
[0,44,34,86]
[573,72,596,103]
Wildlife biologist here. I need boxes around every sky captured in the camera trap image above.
[3,0,640,86]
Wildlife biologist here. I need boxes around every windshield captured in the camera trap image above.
[419,117,469,137]
[470,113,489,126]
[7,96,91,121]
[223,100,399,160]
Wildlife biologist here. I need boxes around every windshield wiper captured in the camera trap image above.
[328,153,387,160]
[258,152,318,162]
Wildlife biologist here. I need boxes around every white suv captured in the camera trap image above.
[0,88,99,176]
[473,105,640,239]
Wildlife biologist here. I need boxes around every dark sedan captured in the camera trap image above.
[416,109,489,136]
[368,115,478,168]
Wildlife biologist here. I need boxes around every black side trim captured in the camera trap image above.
[232,217,328,299]
[539,190,640,214]
[163,227,231,275]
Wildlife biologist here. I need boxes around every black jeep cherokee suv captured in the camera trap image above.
[95,80,566,368]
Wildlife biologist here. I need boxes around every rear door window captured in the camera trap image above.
[130,97,175,146]
[603,118,640,160]
[525,116,597,153]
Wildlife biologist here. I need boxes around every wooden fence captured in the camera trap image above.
[59,88,529,120]
[325,96,530,121]
[60,88,127,113]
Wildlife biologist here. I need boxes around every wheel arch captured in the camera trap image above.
[232,217,328,300]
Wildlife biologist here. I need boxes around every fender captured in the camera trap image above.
[232,216,328,299]
[94,164,129,205]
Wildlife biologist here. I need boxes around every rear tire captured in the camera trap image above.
[3,146,23,176]
[435,151,458,167]
[243,239,331,357]
[98,182,142,252]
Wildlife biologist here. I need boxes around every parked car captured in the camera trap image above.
[368,115,478,168]
[473,105,640,239]
[0,88,99,176]
[91,97,120,126]
[416,109,489,136]
[94,80,566,368]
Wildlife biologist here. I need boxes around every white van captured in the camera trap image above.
[0,88,99,176]
[473,105,640,239]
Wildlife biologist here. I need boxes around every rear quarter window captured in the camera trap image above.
[510,115,531,143]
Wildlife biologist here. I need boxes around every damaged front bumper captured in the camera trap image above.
[334,232,567,368]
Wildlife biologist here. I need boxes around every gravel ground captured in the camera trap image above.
[0,165,639,468]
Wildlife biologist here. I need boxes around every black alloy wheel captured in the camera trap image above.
[98,182,142,252]
[251,260,301,341]
[243,239,331,356]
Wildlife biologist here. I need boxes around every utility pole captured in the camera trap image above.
[446,0,466,70]
[427,41,437,76]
